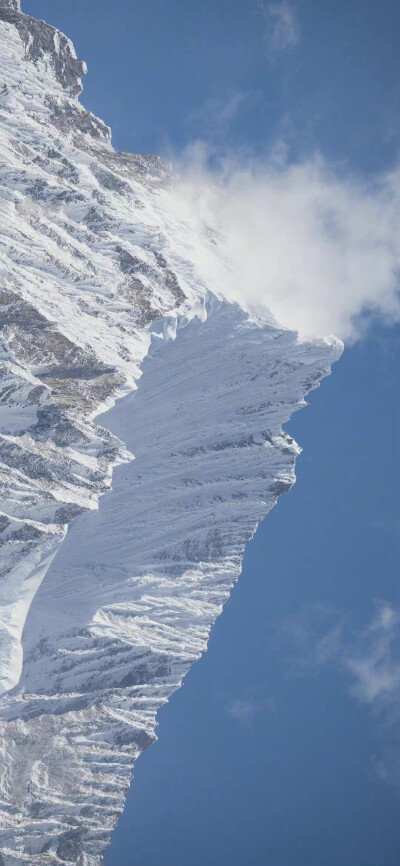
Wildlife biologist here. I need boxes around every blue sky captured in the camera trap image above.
[24,1,400,863]
[24,0,400,173]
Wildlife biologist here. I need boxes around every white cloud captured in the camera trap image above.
[342,603,400,791]
[344,601,400,705]
[164,145,400,342]
[275,600,400,789]
[276,600,400,704]
[260,1,300,56]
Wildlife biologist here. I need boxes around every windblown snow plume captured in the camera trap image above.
[0,2,344,864]
[164,142,400,341]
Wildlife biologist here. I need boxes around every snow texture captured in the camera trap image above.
[0,1,341,862]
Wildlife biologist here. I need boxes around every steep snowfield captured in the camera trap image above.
[0,1,341,863]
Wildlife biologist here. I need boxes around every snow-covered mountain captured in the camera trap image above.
[0,1,341,862]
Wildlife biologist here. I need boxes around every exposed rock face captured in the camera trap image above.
[0,2,342,863]
[0,0,85,96]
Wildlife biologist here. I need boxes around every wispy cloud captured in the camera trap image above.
[344,602,400,705]
[227,692,275,726]
[259,1,300,58]
[371,518,400,536]
[228,698,260,724]
[275,600,400,789]
[276,602,346,674]
[185,91,252,143]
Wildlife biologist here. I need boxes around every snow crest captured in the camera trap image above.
[0,2,341,863]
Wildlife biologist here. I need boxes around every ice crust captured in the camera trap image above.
[0,2,341,862]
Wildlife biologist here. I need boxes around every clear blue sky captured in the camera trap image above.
[24,2,400,864]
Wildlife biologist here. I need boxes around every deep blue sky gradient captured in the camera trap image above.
[26,0,400,173]
[23,2,400,864]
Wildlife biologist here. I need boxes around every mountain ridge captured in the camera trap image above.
[0,3,341,863]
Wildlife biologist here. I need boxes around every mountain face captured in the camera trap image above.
[0,2,341,863]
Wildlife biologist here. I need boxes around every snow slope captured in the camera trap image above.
[0,1,341,862]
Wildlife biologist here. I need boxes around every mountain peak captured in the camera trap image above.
[0,3,341,864]
[0,0,86,97]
